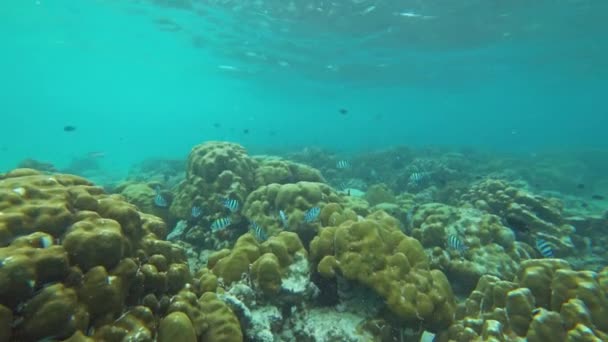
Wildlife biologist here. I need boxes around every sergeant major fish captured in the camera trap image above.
[447,234,467,253]
[154,186,168,207]
[223,198,240,212]
[304,207,321,223]
[251,222,268,242]
[535,238,554,258]
[211,217,232,232]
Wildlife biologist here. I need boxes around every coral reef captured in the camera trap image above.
[0,169,238,341]
[310,210,456,331]
[442,259,608,341]
[252,156,325,188]
[461,179,576,256]
[408,202,533,294]
[242,181,343,244]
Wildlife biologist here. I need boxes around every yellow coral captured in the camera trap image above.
[310,214,455,330]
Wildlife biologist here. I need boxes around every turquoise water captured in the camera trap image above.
[1,0,607,175]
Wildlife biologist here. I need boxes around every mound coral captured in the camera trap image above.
[170,141,258,222]
[409,202,533,293]
[310,211,456,331]
[253,157,325,188]
[0,169,240,341]
[242,181,343,243]
[461,179,576,256]
[206,231,309,296]
[444,259,608,341]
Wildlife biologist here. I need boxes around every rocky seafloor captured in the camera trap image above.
[1,141,607,342]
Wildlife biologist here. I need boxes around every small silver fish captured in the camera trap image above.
[211,217,232,232]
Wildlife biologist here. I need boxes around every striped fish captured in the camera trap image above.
[211,217,232,232]
[447,234,467,253]
[409,172,427,184]
[304,207,321,223]
[336,160,351,169]
[153,186,168,207]
[223,198,240,213]
[251,222,268,242]
[279,210,288,228]
[535,238,553,258]
[191,206,202,218]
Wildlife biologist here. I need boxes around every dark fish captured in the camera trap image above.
[213,122,221,128]
[251,222,268,242]
[304,207,320,223]
[577,183,585,189]
[211,217,231,232]
[63,125,76,132]
[339,108,348,115]
[153,186,168,208]
[223,198,239,212]
[336,160,351,169]
[191,206,202,218]
[535,238,553,258]
[505,216,530,233]
[581,202,588,208]
[591,194,605,200]
[447,234,467,253]
[243,129,250,134]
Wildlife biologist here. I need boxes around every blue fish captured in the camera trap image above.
[336,160,351,169]
[223,198,239,213]
[279,210,288,228]
[251,222,268,242]
[304,207,321,223]
[447,234,467,253]
[211,217,232,232]
[154,186,168,207]
[535,238,553,258]
[191,206,202,218]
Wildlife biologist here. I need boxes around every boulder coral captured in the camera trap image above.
[442,259,608,341]
[170,141,258,225]
[242,181,342,243]
[252,157,325,188]
[409,202,533,293]
[206,231,308,296]
[0,169,240,341]
[461,179,575,256]
[310,211,456,331]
